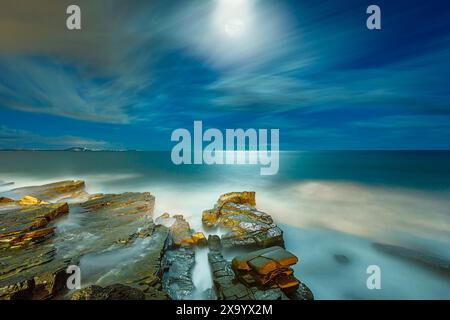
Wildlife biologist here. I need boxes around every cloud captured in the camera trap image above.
[0,0,449,149]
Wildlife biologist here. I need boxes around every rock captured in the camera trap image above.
[18,195,49,206]
[232,246,299,292]
[159,212,170,219]
[71,284,146,300]
[218,191,256,207]
[0,279,35,300]
[0,181,14,187]
[0,202,69,249]
[334,254,350,265]
[208,249,254,300]
[373,243,450,276]
[192,232,207,246]
[170,215,194,246]
[207,236,288,300]
[0,197,14,204]
[9,180,86,202]
[202,192,284,249]
[168,215,207,247]
[0,189,169,300]
[287,282,315,300]
[162,245,195,300]
[208,235,222,252]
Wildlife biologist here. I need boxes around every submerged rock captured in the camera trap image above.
[0,181,14,187]
[334,254,350,265]
[373,243,450,277]
[202,192,284,249]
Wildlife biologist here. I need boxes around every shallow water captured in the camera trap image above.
[1,150,449,299]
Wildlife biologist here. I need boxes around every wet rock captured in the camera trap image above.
[9,180,86,202]
[208,249,254,300]
[288,282,315,300]
[71,284,146,300]
[0,202,69,249]
[162,245,195,300]
[208,235,222,252]
[207,237,289,300]
[0,243,75,300]
[0,188,169,300]
[69,193,169,296]
[202,192,284,249]
[232,246,299,291]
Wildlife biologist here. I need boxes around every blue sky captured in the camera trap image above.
[0,0,449,150]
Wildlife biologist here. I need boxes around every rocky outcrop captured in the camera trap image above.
[202,192,284,249]
[0,186,169,300]
[1,184,314,301]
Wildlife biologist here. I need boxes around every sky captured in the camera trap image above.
[0,0,449,150]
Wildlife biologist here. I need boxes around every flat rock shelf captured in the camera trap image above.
[0,181,314,300]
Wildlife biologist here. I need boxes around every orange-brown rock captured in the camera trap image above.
[202,192,284,248]
[18,196,49,206]
[0,197,14,204]
[191,232,207,246]
[231,246,300,291]
[218,191,256,207]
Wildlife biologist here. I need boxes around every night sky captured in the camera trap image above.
[1,0,449,150]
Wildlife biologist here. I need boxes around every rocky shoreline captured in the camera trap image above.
[0,180,313,300]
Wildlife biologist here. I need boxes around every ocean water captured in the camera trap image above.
[1,150,449,299]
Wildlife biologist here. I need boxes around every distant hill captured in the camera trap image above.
[0,147,134,152]
[63,147,93,152]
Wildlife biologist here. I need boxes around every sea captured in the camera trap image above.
[0,150,449,299]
